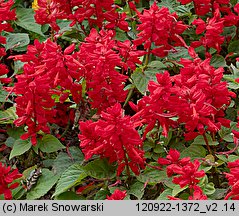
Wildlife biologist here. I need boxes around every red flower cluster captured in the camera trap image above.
[177,0,230,16]
[79,103,145,176]
[0,0,16,84]
[192,9,225,54]
[12,39,82,144]
[158,149,207,199]
[224,160,239,200]
[34,0,129,32]
[131,48,234,141]
[0,162,22,200]
[106,189,127,200]
[77,29,131,113]
[134,2,188,57]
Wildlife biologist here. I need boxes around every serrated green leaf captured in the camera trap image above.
[0,107,17,124]
[15,8,45,36]
[4,33,30,51]
[137,168,167,185]
[203,182,215,195]
[228,40,239,53]
[210,54,227,68]
[128,182,145,199]
[208,188,228,200]
[180,144,206,160]
[157,188,172,200]
[94,189,110,200]
[53,146,84,175]
[131,68,148,94]
[27,169,59,200]
[172,184,188,197]
[218,126,234,142]
[39,134,65,153]
[12,186,26,200]
[82,158,116,179]
[192,134,219,146]
[167,47,191,61]
[53,164,87,197]
[131,67,164,94]
[9,139,32,160]
[0,87,11,103]
[55,191,85,200]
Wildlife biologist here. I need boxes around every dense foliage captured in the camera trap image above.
[1,0,239,200]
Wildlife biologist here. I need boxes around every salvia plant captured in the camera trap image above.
[1,0,239,200]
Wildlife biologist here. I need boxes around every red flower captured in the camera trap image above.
[172,160,205,188]
[79,103,145,176]
[188,186,207,200]
[157,149,205,189]
[158,149,190,176]
[0,163,22,200]
[11,39,82,145]
[134,2,187,57]
[224,160,239,199]
[192,9,225,53]
[77,29,128,113]
[106,189,127,200]
[0,0,16,84]
[34,0,68,31]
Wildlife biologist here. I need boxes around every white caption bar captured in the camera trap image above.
[0,200,237,216]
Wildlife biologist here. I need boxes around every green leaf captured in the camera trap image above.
[218,126,234,143]
[131,68,148,94]
[137,167,167,185]
[128,182,145,199]
[131,67,165,94]
[180,144,206,160]
[94,189,111,200]
[7,127,24,140]
[203,182,215,195]
[27,169,59,200]
[208,188,228,200]
[55,191,85,200]
[53,164,87,197]
[228,40,239,53]
[15,8,45,36]
[9,139,32,160]
[157,188,172,200]
[167,47,191,61]
[12,186,26,200]
[0,107,17,124]
[4,33,30,52]
[53,146,84,175]
[6,138,16,150]
[82,158,116,179]
[210,54,227,68]
[172,185,188,197]
[0,86,11,103]
[39,134,65,153]
[192,134,219,146]
[115,29,128,41]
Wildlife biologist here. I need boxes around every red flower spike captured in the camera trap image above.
[0,163,22,200]
[77,29,128,113]
[134,2,187,57]
[11,39,82,144]
[106,189,127,200]
[0,0,16,84]
[172,160,205,188]
[224,160,239,199]
[79,103,145,176]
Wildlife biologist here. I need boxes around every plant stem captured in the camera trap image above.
[203,133,212,155]
[144,47,151,67]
